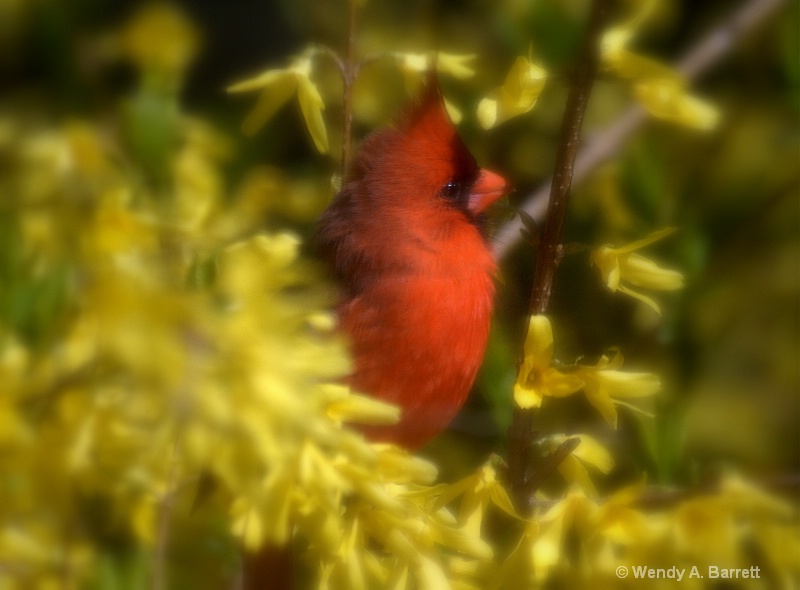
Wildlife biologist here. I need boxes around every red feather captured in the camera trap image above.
[317,82,508,448]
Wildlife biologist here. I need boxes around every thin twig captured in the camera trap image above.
[526,437,582,492]
[506,0,612,516]
[340,0,359,179]
[492,0,788,261]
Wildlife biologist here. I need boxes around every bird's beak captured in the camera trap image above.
[468,169,510,215]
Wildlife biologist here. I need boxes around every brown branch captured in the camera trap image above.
[506,0,612,516]
[339,0,359,179]
[525,437,582,493]
[492,0,789,261]
[322,1,382,180]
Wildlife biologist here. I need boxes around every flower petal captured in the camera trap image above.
[523,315,554,366]
[612,227,677,254]
[327,393,401,426]
[437,53,476,79]
[227,69,291,93]
[571,435,615,473]
[444,97,463,125]
[477,56,546,129]
[296,74,329,153]
[237,74,297,136]
[592,246,620,290]
[634,79,720,130]
[617,284,663,315]
[583,383,619,428]
[621,252,685,290]
[590,369,661,399]
[514,382,543,409]
[601,0,658,55]
[541,369,585,398]
[557,455,598,496]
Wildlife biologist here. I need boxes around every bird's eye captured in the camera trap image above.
[440,180,462,202]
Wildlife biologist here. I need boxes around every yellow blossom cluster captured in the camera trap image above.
[592,227,685,315]
[0,115,336,583]
[228,48,478,149]
[601,0,720,130]
[521,474,799,589]
[0,115,511,589]
[514,315,660,426]
[478,0,719,131]
[228,49,329,151]
[229,1,719,150]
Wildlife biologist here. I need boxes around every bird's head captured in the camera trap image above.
[349,80,509,228]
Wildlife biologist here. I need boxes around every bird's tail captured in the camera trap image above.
[242,543,294,590]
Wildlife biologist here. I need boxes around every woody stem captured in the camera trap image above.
[506,0,613,516]
[340,0,359,179]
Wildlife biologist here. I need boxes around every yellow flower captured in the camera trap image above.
[493,521,539,588]
[592,227,685,315]
[545,434,614,496]
[594,479,655,545]
[514,316,584,409]
[602,0,720,130]
[395,51,476,86]
[533,489,600,582]
[323,385,401,427]
[228,52,329,153]
[435,462,527,540]
[477,54,547,129]
[600,0,659,58]
[576,351,660,429]
[394,52,476,124]
[633,77,720,130]
[673,498,738,563]
[373,444,438,485]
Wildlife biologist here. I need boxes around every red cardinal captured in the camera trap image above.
[244,81,508,590]
[316,81,509,449]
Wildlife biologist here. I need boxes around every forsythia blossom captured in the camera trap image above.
[514,316,660,427]
[601,0,720,130]
[0,115,508,590]
[592,227,685,315]
[577,351,661,429]
[514,315,584,409]
[394,51,476,83]
[477,54,547,129]
[394,51,477,123]
[228,50,329,152]
[545,434,615,496]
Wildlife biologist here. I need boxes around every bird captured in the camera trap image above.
[316,79,509,449]
[243,78,508,590]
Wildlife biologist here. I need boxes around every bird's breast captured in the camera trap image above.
[338,237,496,448]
